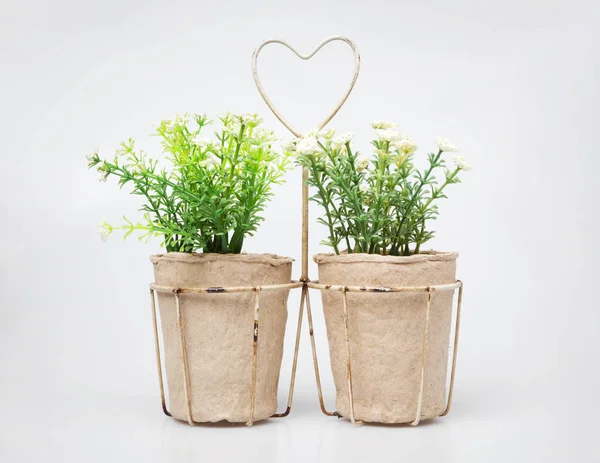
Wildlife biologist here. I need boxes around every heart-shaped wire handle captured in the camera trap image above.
[251,36,361,138]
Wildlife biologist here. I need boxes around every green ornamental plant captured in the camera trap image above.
[87,113,289,253]
[290,121,471,256]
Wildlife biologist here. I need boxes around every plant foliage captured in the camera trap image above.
[87,113,289,253]
[290,124,470,256]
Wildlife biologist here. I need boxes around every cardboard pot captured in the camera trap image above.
[314,251,458,424]
[151,252,293,423]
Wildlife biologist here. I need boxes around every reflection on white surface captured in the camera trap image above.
[0,379,591,462]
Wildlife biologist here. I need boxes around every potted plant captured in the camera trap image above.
[290,122,470,424]
[88,112,293,424]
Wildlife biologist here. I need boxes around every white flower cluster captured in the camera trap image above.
[283,138,300,153]
[223,113,264,135]
[392,137,418,155]
[97,220,112,242]
[373,127,418,155]
[240,113,263,126]
[435,137,459,153]
[452,155,471,171]
[86,149,98,167]
[295,137,320,155]
[285,128,351,156]
[253,127,278,143]
[355,154,370,172]
[192,135,212,148]
[332,132,353,149]
[86,149,111,182]
[95,163,109,182]
[199,153,220,167]
[306,128,336,139]
[371,120,397,130]
[159,114,188,133]
[374,128,399,142]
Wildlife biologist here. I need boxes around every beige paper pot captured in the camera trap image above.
[315,251,458,424]
[151,252,293,424]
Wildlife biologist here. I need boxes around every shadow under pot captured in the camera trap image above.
[314,251,459,424]
[151,252,293,424]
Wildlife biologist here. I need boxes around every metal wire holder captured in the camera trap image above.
[150,281,304,426]
[305,280,463,425]
[149,35,464,426]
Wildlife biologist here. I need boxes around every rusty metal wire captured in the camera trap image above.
[305,280,464,425]
[150,281,303,426]
[251,35,360,280]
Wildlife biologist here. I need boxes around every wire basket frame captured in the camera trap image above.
[150,281,303,426]
[305,280,463,425]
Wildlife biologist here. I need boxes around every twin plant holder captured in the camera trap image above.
[148,36,464,426]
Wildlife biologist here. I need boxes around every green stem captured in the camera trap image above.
[309,156,340,254]
[394,150,443,254]
[320,142,352,252]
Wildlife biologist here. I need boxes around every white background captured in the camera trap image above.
[1,0,599,461]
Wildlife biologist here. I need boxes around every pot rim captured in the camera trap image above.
[314,250,458,265]
[151,252,294,266]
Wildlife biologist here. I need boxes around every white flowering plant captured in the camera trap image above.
[87,113,289,253]
[290,122,470,256]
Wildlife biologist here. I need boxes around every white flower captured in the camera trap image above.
[355,154,370,172]
[192,135,211,147]
[199,153,220,167]
[375,129,401,142]
[164,120,176,133]
[391,137,418,155]
[97,170,109,182]
[296,137,320,155]
[306,128,336,139]
[224,115,242,135]
[98,220,111,242]
[241,113,262,125]
[321,129,336,139]
[283,138,300,153]
[332,132,353,149]
[359,184,369,194]
[371,120,397,130]
[452,155,471,171]
[435,137,459,152]
[253,127,278,143]
[86,149,98,167]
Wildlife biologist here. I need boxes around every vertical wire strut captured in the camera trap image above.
[411,287,432,426]
[175,290,195,426]
[272,284,306,417]
[150,288,170,417]
[247,288,261,426]
[341,287,361,424]
[301,168,309,282]
[306,286,338,416]
[441,280,463,417]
